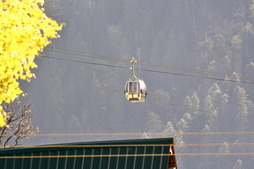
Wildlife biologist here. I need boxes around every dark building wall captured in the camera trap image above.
[0,138,177,169]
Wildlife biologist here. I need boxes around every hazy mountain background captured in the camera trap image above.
[19,0,254,168]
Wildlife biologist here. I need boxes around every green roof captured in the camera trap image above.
[0,138,177,169]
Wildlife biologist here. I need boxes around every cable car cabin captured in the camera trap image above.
[124,57,147,103]
[124,78,147,102]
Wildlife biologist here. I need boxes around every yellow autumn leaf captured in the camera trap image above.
[0,0,62,126]
[0,110,7,127]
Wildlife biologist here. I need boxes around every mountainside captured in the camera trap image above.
[21,0,254,168]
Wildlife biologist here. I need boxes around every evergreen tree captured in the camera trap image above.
[176,118,189,132]
[190,92,201,114]
[108,92,125,132]
[144,111,163,137]
[164,121,176,134]
[152,89,172,120]
[219,142,230,153]
[46,73,65,133]
[233,159,244,169]
[218,93,231,131]
[207,83,223,107]
[67,115,83,142]
[183,92,202,132]
[233,86,249,131]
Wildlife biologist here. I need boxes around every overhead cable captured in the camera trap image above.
[40,55,254,85]
[46,47,254,83]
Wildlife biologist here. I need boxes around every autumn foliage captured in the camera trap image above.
[0,0,62,126]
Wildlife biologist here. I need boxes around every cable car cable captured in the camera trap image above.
[140,68,254,85]
[41,55,129,70]
[139,61,254,82]
[46,47,130,63]
[40,55,254,85]
[46,47,254,83]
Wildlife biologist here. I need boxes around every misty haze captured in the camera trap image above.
[17,0,254,168]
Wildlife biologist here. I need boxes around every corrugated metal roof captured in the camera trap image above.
[0,138,177,169]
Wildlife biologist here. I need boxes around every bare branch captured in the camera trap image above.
[0,99,38,148]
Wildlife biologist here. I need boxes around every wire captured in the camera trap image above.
[2,131,254,149]
[2,131,254,137]
[175,153,254,156]
[40,55,254,85]
[0,138,253,157]
[3,48,250,159]
[41,55,128,70]
[140,68,254,85]
[0,154,172,159]
[176,142,254,147]
[1,153,254,159]
[1,142,254,149]
[46,47,254,83]
[139,61,252,82]
[46,47,130,63]
[0,144,173,149]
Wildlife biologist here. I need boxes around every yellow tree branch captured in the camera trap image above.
[0,0,62,126]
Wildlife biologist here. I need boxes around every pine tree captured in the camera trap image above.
[233,159,244,169]
[233,86,249,131]
[145,111,163,137]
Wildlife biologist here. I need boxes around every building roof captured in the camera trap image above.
[0,137,177,169]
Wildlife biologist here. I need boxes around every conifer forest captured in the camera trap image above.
[21,0,254,168]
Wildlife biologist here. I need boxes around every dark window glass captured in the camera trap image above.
[129,82,133,90]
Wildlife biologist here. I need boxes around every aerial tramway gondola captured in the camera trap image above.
[124,57,147,102]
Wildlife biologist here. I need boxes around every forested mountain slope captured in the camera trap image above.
[21,0,254,168]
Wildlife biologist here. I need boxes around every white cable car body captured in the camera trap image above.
[124,57,147,103]
[124,78,147,102]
